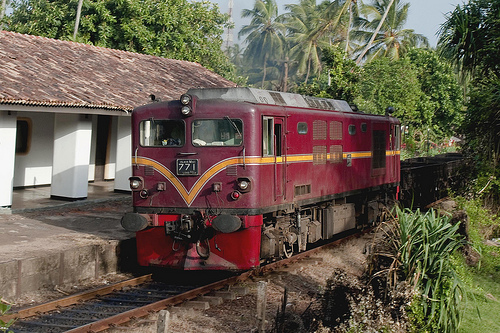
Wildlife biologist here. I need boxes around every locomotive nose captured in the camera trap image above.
[121,213,149,232]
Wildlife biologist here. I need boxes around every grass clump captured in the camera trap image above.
[370,207,467,333]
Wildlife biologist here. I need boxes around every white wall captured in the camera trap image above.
[13,112,55,187]
[7,110,130,193]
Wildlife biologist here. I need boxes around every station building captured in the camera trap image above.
[0,31,235,210]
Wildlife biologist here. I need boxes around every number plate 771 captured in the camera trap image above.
[176,159,199,176]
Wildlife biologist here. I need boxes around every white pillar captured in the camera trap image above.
[0,112,17,207]
[88,115,97,181]
[51,114,92,200]
[105,116,118,180]
[114,115,132,192]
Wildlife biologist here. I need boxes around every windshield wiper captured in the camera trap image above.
[224,116,242,137]
[224,116,245,169]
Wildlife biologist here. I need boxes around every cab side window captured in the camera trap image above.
[263,117,274,156]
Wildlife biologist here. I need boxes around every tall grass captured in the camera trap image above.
[0,299,15,333]
[374,207,467,332]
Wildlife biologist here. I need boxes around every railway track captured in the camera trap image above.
[1,229,364,333]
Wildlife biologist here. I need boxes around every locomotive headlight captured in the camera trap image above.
[181,106,192,116]
[238,180,249,191]
[129,176,144,191]
[237,177,252,193]
[180,94,191,105]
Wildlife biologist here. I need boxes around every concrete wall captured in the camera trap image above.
[0,242,122,300]
[13,112,55,187]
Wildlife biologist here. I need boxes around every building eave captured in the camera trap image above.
[0,99,132,116]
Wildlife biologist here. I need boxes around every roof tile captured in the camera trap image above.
[0,31,236,112]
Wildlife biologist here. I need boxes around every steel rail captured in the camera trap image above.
[0,275,152,323]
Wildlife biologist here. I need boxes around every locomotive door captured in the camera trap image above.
[263,116,286,201]
[390,124,400,182]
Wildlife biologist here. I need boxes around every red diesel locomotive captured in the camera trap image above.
[121,87,401,270]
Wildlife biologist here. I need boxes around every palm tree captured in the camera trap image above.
[282,0,323,84]
[238,0,286,88]
[283,0,355,84]
[437,3,483,83]
[353,0,428,63]
[355,0,394,63]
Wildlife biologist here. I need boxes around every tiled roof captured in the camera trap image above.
[0,31,236,112]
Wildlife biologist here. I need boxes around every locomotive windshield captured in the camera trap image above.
[139,120,185,147]
[192,119,243,146]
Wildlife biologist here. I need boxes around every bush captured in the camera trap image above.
[370,207,467,333]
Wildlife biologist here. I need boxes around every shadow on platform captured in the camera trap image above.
[10,181,130,213]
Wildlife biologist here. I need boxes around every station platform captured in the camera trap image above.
[0,182,136,302]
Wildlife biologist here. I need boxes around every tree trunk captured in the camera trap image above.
[261,53,268,88]
[305,56,311,85]
[282,57,289,92]
[345,1,353,56]
[356,0,395,64]
[0,0,7,23]
[73,0,84,40]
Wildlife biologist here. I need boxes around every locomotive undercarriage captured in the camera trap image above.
[260,192,392,261]
[128,189,395,268]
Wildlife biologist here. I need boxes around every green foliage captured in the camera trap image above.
[0,299,15,333]
[447,197,500,333]
[293,46,362,102]
[458,197,500,273]
[282,0,327,85]
[383,207,467,332]
[354,50,464,157]
[401,125,459,160]
[406,48,464,136]
[439,0,500,193]
[5,0,236,79]
[438,0,500,80]
[462,73,500,181]
[354,57,424,123]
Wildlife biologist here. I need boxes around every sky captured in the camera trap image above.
[212,0,463,48]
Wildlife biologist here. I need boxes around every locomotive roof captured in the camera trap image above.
[187,87,353,113]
